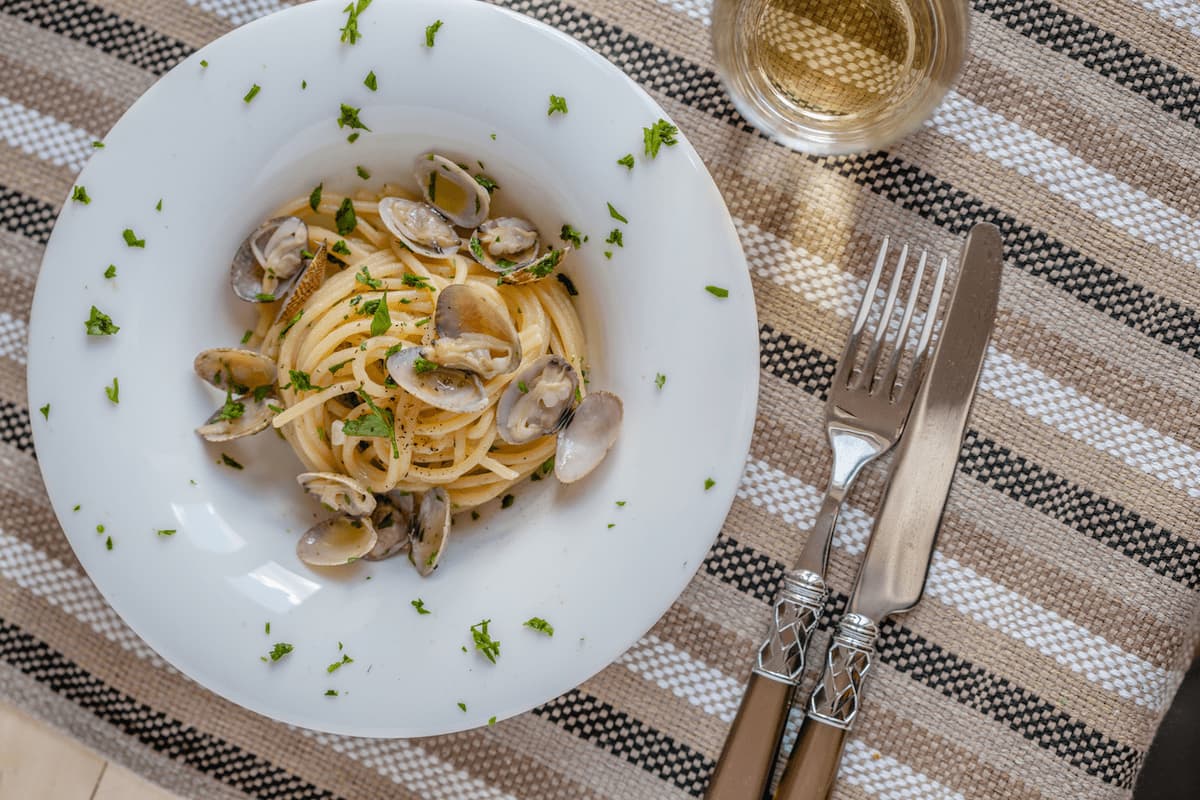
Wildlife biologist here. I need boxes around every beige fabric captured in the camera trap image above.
[1,1,1198,798]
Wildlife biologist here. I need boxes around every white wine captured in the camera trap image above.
[713,0,966,154]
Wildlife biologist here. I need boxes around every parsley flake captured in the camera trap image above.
[501,494,515,509]
[157,529,175,536]
[217,390,245,421]
[523,617,554,637]
[401,273,433,290]
[704,477,715,490]
[607,203,628,224]
[347,132,360,143]
[370,292,391,336]
[643,118,680,158]
[617,153,635,170]
[605,229,624,247]
[221,453,244,470]
[241,329,253,344]
[104,377,119,404]
[556,273,579,296]
[335,197,357,235]
[337,103,370,131]
[457,701,467,712]
[288,369,316,391]
[411,598,431,615]
[560,224,584,248]
[96,524,105,534]
[705,285,729,298]
[488,716,497,726]
[104,264,116,279]
[327,359,352,375]
[105,535,113,550]
[265,622,270,634]
[309,182,323,211]
[547,94,568,116]
[71,185,91,204]
[356,165,371,180]
[340,0,372,44]
[470,619,501,664]
[355,266,382,289]
[91,140,105,148]
[474,174,499,193]
[199,60,208,68]
[243,83,261,103]
[155,198,163,212]
[655,373,666,390]
[73,504,80,511]
[363,70,377,91]
[39,403,49,420]
[326,653,354,673]
[325,689,339,696]
[122,228,145,248]
[413,356,440,374]
[266,642,293,662]
[425,19,443,47]
[332,239,351,256]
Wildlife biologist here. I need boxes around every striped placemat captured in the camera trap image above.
[2,1,1198,798]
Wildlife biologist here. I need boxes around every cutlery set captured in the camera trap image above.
[708,222,1004,800]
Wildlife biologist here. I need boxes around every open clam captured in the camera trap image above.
[194,348,277,393]
[230,216,309,301]
[378,197,461,258]
[495,248,566,285]
[365,492,413,561]
[410,487,451,576]
[385,346,489,413]
[427,283,521,379]
[468,217,540,273]
[296,472,377,516]
[496,355,579,445]
[296,515,378,566]
[555,391,623,483]
[415,153,489,228]
[196,393,277,442]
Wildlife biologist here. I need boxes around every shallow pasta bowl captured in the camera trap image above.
[26,0,758,737]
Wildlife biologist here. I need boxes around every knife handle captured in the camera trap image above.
[773,614,879,800]
[706,572,826,800]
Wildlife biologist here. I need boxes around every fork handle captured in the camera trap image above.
[706,572,826,799]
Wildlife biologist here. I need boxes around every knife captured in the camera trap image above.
[772,222,1004,800]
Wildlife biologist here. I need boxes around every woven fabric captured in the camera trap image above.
[2,0,1199,798]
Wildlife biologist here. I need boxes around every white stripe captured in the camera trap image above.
[739,218,1200,498]
[737,459,1174,708]
[929,91,1200,268]
[1137,0,1200,37]
[841,739,966,800]
[305,732,518,800]
[185,0,284,26]
[0,97,95,173]
[0,312,28,365]
[0,530,165,665]
[656,0,713,26]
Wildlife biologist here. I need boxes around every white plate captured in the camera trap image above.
[27,0,757,737]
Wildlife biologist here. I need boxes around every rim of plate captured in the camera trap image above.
[26,0,759,737]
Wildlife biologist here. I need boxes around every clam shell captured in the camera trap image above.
[496,355,578,445]
[414,153,489,228]
[428,283,521,379]
[297,472,377,516]
[555,391,623,483]
[378,197,461,258]
[230,216,308,301]
[193,348,277,392]
[296,515,377,566]
[410,487,451,576]
[364,494,413,561]
[385,346,489,413]
[196,393,278,442]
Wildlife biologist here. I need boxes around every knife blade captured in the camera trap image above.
[772,221,1004,800]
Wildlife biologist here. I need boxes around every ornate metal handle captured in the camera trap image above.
[754,570,827,683]
[772,614,880,800]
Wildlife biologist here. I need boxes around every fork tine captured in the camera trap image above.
[879,248,928,400]
[855,243,908,391]
[894,255,948,405]
[832,237,890,389]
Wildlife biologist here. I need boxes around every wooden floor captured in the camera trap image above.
[0,700,179,800]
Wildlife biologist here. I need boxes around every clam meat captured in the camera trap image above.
[468,217,540,273]
[230,216,309,301]
[193,348,277,393]
[378,197,461,258]
[496,355,579,445]
[427,283,521,379]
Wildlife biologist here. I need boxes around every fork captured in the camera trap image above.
[706,238,947,800]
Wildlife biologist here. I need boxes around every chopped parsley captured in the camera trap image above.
[488,716,497,726]
[217,390,245,421]
[547,94,568,116]
[243,83,261,103]
[370,292,391,336]
[326,653,354,673]
[605,229,623,247]
[471,510,480,520]
[607,202,628,224]
[560,224,584,248]
[705,285,729,298]
[309,182,323,211]
[363,70,377,91]
[356,165,371,180]
[655,373,666,390]
[470,619,501,664]
[335,197,357,235]
[157,529,175,536]
[332,239,351,256]
[474,174,499,193]
[413,356,440,374]
[616,500,627,507]
[103,264,117,279]
[425,19,443,47]
[517,381,529,393]
[704,477,715,490]
[104,377,119,404]
[327,359,352,375]
[501,494,515,509]
[221,453,244,470]
[337,103,370,131]
[527,249,562,279]
[523,617,554,637]
[96,524,105,534]
[122,228,145,247]
[240,329,253,344]
[604,251,612,260]
[156,198,163,212]
[73,504,80,511]
[340,0,371,44]
[457,702,467,712]
[199,59,208,68]
[556,273,579,296]
[265,642,293,662]
[287,369,316,391]
[411,598,431,615]
[254,292,276,302]
[347,132,360,143]
[325,689,339,697]
[643,118,680,158]
[355,266,382,289]
[301,79,307,89]
[401,273,433,290]
[607,523,615,529]
[39,403,49,420]
[265,622,270,634]
[341,391,397,457]
[617,153,635,170]
[384,343,404,357]
[71,185,91,204]
[105,535,113,550]
[91,140,105,148]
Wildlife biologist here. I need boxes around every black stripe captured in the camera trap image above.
[0,399,34,455]
[534,689,714,796]
[703,537,1142,787]
[0,0,191,76]
[0,184,56,246]
[972,0,1200,129]
[494,0,1200,361]
[760,324,1199,589]
[0,617,339,800]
